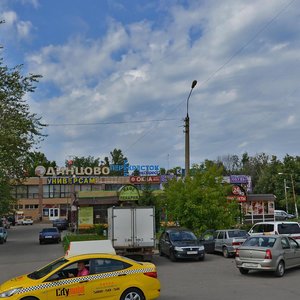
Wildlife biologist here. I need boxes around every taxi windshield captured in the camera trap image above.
[28,257,68,280]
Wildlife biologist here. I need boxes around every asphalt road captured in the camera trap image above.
[1,225,300,299]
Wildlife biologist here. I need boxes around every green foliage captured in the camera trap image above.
[62,234,106,251]
[65,156,101,168]
[164,163,239,234]
[104,148,128,176]
[0,40,44,214]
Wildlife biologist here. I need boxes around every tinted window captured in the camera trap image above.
[278,224,300,234]
[288,238,299,249]
[169,231,197,241]
[281,237,290,249]
[228,230,248,238]
[244,237,276,248]
[202,231,214,241]
[91,259,131,274]
[42,228,58,233]
[251,224,274,233]
[217,232,224,239]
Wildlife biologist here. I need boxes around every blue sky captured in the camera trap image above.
[1,0,300,169]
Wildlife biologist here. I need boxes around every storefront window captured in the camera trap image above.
[43,208,49,216]
[28,186,39,198]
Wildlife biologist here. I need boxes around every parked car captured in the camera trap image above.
[199,229,249,257]
[52,218,68,231]
[248,221,300,239]
[22,217,33,225]
[274,210,295,220]
[39,227,61,244]
[0,227,8,244]
[1,217,11,229]
[159,228,205,261]
[236,235,300,277]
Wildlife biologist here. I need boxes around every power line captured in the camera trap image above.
[46,118,178,126]
[123,0,297,152]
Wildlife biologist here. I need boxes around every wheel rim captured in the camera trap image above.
[124,292,142,300]
[223,248,228,257]
[278,263,284,276]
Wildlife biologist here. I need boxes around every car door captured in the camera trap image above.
[288,238,300,267]
[44,260,92,300]
[280,237,294,268]
[88,258,132,299]
[214,231,224,252]
[199,230,215,253]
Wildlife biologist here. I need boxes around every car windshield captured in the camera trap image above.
[28,257,68,280]
[42,228,58,233]
[170,231,197,241]
[278,224,300,234]
[243,237,276,248]
[228,230,248,238]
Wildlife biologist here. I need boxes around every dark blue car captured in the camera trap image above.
[39,227,61,244]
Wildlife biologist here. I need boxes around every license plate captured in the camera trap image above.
[45,236,53,238]
[187,251,198,255]
[243,263,258,268]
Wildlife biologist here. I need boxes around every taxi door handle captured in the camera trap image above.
[79,280,89,283]
[118,274,127,277]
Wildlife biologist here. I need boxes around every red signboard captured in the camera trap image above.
[130,176,161,184]
[227,195,247,202]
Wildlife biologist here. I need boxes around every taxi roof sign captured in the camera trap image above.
[65,240,116,258]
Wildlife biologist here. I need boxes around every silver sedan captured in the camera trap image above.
[235,235,300,277]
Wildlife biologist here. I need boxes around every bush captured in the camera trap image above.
[62,233,106,252]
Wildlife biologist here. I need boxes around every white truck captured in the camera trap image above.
[107,206,156,261]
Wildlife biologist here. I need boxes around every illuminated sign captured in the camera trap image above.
[110,160,160,176]
[35,166,110,176]
[130,176,161,184]
[118,185,140,201]
[47,177,96,185]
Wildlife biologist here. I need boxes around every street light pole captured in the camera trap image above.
[283,178,288,213]
[290,174,298,218]
[184,80,197,177]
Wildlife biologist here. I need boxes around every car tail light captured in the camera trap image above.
[235,249,239,257]
[232,242,241,246]
[265,249,272,259]
[144,271,158,278]
[293,236,300,239]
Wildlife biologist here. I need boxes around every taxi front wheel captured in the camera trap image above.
[120,288,145,300]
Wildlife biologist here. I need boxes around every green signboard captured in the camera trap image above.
[79,207,94,227]
[118,185,140,201]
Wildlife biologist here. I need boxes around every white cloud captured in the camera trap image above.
[20,0,300,166]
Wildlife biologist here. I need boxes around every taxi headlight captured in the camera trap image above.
[0,288,21,298]
[174,246,184,252]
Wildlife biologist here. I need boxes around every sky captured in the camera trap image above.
[1,0,300,169]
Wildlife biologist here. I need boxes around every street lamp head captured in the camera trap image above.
[278,172,284,175]
[191,80,197,89]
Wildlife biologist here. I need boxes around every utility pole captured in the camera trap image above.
[184,80,197,177]
[284,178,289,213]
[290,174,298,218]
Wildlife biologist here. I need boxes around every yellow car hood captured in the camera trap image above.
[0,274,35,292]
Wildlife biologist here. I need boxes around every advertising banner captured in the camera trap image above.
[78,207,94,227]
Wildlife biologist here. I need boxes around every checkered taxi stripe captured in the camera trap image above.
[17,267,155,294]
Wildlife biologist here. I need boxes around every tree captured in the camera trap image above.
[25,151,57,177]
[104,149,128,176]
[164,162,239,234]
[65,156,101,168]
[0,36,44,214]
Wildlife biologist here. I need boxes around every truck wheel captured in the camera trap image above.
[120,288,145,300]
[275,261,285,277]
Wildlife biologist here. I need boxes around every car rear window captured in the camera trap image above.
[243,237,276,248]
[228,230,248,238]
[278,224,300,234]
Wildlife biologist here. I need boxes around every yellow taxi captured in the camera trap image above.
[0,241,160,300]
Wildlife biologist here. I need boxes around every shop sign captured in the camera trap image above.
[110,160,160,176]
[35,165,110,177]
[229,175,249,184]
[78,207,94,226]
[160,175,176,183]
[129,176,161,184]
[118,185,140,201]
[47,177,97,185]
[227,195,247,202]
